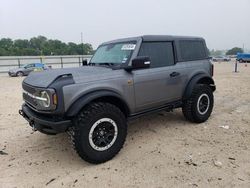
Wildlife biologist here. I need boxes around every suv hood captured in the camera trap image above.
[23,66,120,88]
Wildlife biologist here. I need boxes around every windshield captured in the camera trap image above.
[90,42,136,66]
[20,64,27,68]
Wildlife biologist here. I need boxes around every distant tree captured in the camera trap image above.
[82,43,93,55]
[14,39,30,49]
[207,48,211,56]
[210,49,223,56]
[0,47,8,56]
[67,42,79,55]
[0,36,94,56]
[226,47,243,55]
[30,36,47,50]
[0,38,13,49]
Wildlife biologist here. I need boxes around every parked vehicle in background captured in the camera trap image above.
[228,55,237,59]
[237,53,250,63]
[8,63,50,77]
[212,56,231,62]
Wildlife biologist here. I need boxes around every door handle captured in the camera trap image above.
[170,72,180,77]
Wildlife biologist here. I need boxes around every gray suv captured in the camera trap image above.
[19,35,216,164]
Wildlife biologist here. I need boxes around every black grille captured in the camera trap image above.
[22,83,38,108]
[22,82,36,94]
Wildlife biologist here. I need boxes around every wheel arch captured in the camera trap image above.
[183,73,216,100]
[66,90,130,118]
[16,71,24,76]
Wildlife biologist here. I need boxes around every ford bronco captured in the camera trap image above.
[19,35,216,164]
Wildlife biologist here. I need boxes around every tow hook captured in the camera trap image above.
[32,126,37,132]
[29,121,37,132]
[19,109,24,117]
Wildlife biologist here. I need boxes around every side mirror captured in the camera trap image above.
[124,56,150,71]
[82,59,88,66]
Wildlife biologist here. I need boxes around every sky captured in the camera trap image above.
[0,0,250,50]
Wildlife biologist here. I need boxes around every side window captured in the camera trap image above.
[138,42,175,68]
[35,63,43,68]
[179,40,207,61]
[25,64,34,68]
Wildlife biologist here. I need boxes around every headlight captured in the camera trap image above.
[23,88,56,110]
[31,91,50,108]
[36,91,51,108]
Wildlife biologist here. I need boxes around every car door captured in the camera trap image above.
[24,64,35,75]
[132,41,186,112]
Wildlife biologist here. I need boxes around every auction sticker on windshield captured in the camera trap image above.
[121,44,136,50]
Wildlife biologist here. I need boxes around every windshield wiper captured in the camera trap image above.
[89,62,116,67]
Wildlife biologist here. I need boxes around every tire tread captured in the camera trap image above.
[68,102,127,164]
[182,84,213,123]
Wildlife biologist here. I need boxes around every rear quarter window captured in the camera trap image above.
[179,40,207,61]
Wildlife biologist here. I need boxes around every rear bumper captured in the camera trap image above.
[19,104,72,134]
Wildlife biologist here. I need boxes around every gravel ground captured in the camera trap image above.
[0,62,250,188]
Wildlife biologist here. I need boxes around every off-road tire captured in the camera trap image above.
[182,84,214,123]
[69,102,127,164]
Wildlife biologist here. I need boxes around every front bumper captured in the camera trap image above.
[19,104,72,134]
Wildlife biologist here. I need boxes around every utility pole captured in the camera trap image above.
[243,43,244,53]
[81,32,84,61]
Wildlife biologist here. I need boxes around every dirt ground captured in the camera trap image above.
[0,62,250,188]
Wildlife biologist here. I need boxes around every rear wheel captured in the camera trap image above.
[69,102,127,164]
[182,84,214,123]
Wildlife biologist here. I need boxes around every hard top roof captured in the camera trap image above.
[101,35,205,45]
[142,35,204,41]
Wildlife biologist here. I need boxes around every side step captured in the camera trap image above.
[128,100,182,121]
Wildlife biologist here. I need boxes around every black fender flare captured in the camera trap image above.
[66,90,130,117]
[183,73,216,100]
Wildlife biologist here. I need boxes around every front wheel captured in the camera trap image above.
[182,84,214,123]
[69,102,127,164]
[16,71,24,77]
